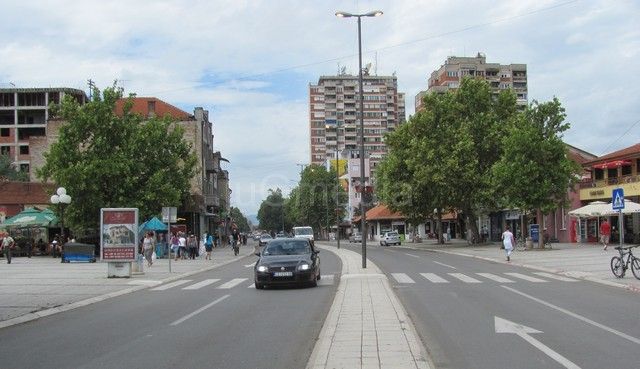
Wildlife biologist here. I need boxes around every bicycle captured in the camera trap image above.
[610,245,640,279]
[232,240,239,256]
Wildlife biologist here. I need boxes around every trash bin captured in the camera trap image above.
[62,242,97,263]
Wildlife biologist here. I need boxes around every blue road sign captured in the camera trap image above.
[612,188,625,210]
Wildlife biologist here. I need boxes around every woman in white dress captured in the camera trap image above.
[501,226,515,262]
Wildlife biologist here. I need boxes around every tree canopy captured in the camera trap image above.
[0,154,29,181]
[257,188,286,232]
[38,85,197,233]
[230,206,250,233]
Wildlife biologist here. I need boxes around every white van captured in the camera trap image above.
[293,226,314,244]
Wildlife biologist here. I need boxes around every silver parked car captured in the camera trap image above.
[380,231,401,246]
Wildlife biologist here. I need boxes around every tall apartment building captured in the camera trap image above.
[0,88,87,176]
[415,53,527,112]
[309,73,405,176]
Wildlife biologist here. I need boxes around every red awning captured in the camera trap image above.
[593,160,632,169]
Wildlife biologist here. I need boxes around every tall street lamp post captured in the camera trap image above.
[336,9,382,268]
[50,187,72,256]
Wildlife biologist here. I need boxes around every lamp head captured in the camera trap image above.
[56,187,66,196]
[366,10,383,17]
[335,11,353,18]
[50,195,60,204]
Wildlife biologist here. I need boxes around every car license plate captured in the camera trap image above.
[273,271,293,277]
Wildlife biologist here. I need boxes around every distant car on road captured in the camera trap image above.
[349,233,362,243]
[254,238,320,289]
[276,232,287,238]
[259,234,273,247]
[380,231,401,246]
[293,226,314,245]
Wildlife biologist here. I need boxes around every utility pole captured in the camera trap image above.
[87,79,96,100]
[296,163,307,176]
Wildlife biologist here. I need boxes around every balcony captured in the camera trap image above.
[579,175,640,200]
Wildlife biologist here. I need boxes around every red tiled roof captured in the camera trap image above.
[114,97,191,120]
[0,181,54,206]
[585,143,640,165]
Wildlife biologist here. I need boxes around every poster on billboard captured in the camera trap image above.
[100,208,138,262]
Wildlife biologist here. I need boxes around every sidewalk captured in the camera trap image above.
[0,245,255,328]
[308,244,431,369]
[332,238,640,292]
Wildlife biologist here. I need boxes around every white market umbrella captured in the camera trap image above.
[600,199,640,216]
[568,201,609,218]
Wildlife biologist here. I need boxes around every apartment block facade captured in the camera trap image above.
[0,88,87,177]
[309,74,405,174]
[415,53,527,112]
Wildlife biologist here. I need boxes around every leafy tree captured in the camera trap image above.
[0,154,29,181]
[492,98,581,248]
[229,206,250,233]
[257,188,286,233]
[38,85,197,233]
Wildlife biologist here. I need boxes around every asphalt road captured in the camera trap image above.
[345,243,640,369]
[0,247,341,369]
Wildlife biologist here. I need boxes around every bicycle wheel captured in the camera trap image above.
[631,256,640,280]
[610,256,625,278]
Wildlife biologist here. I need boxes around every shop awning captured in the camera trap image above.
[592,160,632,169]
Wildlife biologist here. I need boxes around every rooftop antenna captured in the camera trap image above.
[374,52,378,76]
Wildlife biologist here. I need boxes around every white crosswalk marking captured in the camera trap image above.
[318,274,334,286]
[217,278,248,289]
[533,272,578,282]
[244,264,254,268]
[448,273,482,283]
[391,273,415,283]
[420,273,449,283]
[183,279,220,290]
[476,273,514,283]
[150,280,192,291]
[505,273,547,282]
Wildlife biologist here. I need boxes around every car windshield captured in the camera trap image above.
[294,227,313,236]
[388,232,398,236]
[263,240,311,255]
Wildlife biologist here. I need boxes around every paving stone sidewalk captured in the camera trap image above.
[0,245,255,327]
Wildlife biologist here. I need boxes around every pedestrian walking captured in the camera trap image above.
[1,232,15,264]
[204,232,213,260]
[600,219,611,250]
[502,225,515,262]
[142,231,155,267]
[187,234,198,259]
[178,232,187,260]
[170,233,180,260]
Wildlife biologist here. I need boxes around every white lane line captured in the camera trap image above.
[217,278,248,289]
[150,280,192,291]
[318,274,335,286]
[433,261,457,269]
[183,279,220,290]
[247,283,255,288]
[170,295,229,326]
[404,253,420,258]
[477,273,514,283]
[420,273,449,283]
[503,286,640,346]
[448,273,482,283]
[244,263,254,268]
[505,273,548,283]
[391,273,415,284]
[533,272,579,282]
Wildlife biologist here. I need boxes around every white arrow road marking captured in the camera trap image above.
[391,273,415,283]
[433,261,456,269]
[170,295,229,326]
[532,272,578,282]
[183,279,220,290]
[244,263,254,268]
[495,316,580,369]
[217,278,248,289]
[420,273,449,283]
[150,280,192,291]
[503,286,640,346]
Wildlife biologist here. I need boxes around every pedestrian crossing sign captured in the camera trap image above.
[612,188,625,210]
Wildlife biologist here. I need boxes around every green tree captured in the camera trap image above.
[0,154,29,181]
[257,188,286,232]
[492,98,581,248]
[38,85,197,233]
[230,206,250,233]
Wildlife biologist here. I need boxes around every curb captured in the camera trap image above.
[396,245,640,294]
[0,252,252,330]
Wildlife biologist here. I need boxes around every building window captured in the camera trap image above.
[622,164,632,176]
[147,101,156,117]
[20,163,29,173]
[19,146,29,155]
[594,168,604,180]
[1,128,9,137]
[607,168,618,178]
[0,146,9,155]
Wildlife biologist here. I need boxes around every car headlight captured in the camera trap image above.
[257,265,268,272]
[298,263,310,271]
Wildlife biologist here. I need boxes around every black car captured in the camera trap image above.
[254,238,320,289]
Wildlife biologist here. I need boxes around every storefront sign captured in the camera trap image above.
[100,208,138,262]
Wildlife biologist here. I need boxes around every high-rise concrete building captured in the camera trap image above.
[0,88,87,177]
[309,73,405,175]
[415,53,527,112]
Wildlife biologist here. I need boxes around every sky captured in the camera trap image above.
[1,0,639,217]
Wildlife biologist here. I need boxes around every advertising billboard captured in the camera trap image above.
[100,208,138,262]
